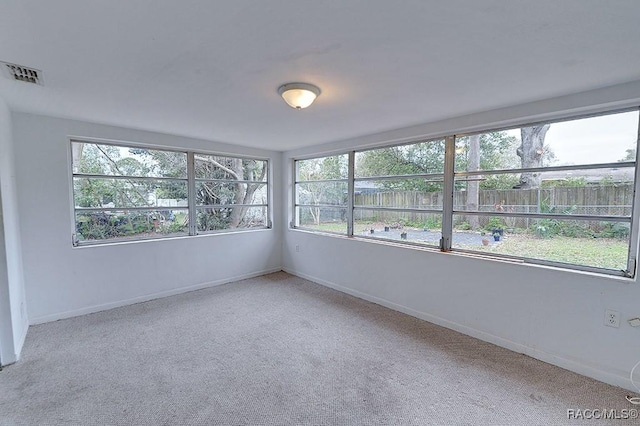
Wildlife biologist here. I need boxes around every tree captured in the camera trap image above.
[619,148,636,162]
[356,141,445,191]
[193,155,267,229]
[73,142,267,239]
[296,155,348,225]
[355,133,519,193]
[515,124,550,189]
[466,135,480,229]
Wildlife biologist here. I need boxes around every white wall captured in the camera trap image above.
[11,113,282,324]
[282,80,640,392]
[0,98,28,365]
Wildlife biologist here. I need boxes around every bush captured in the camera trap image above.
[455,221,471,230]
[485,217,505,231]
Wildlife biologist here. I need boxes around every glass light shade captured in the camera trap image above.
[278,83,320,109]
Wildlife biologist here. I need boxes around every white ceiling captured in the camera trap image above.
[2,1,640,151]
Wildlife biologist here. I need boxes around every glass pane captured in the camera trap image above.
[296,182,347,206]
[454,110,639,174]
[75,209,189,243]
[355,139,446,178]
[72,142,187,178]
[451,214,630,271]
[73,177,187,209]
[453,167,634,217]
[194,154,267,181]
[354,179,444,209]
[296,155,348,181]
[353,209,442,246]
[295,206,347,234]
[196,206,267,232]
[196,182,267,206]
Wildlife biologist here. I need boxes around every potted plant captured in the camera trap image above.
[400,231,407,240]
[492,231,501,242]
[481,231,490,246]
[384,225,390,232]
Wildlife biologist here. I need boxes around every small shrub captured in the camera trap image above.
[455,221,471,230]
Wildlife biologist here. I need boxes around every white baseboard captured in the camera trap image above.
[30,268,282,325]
[283,267,635,393]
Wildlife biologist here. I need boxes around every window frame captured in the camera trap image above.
[70,138,270,246]
[291,107,640,278]
[293,153,350,236]
[352,138,447,248]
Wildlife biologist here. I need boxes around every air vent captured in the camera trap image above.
[1,61,43,85]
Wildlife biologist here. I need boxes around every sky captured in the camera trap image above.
[505,110,639,166]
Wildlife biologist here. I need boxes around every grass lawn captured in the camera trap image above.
[298,221,628,270]
[460,234,628,270]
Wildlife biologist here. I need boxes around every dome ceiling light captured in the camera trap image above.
[278,83,320,110]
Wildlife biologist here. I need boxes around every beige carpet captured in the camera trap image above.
[0,272,636,425]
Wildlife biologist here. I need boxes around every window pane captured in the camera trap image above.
[354,179,444,209]
[296,155,348,180]
[451,214,630,271]
[73,177,187,209]
[296,182,348,206]
[72,142,187,178]
[295,206,347,234]
[196,206,267,231]
[195,155,267,181]
[354,209,442,246]
[454,110,639,173]
[196,182,267,206]
[75,209,189,242]
[355,140,446,178]
[453,167,634,217]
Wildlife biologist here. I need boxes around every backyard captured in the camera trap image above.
[299,221,628,271]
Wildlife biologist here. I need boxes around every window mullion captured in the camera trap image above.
[441,136,455,251]
[187,151,197,235]
[347,151,355,236]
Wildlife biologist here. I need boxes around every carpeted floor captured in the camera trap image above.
[0,272,636,425]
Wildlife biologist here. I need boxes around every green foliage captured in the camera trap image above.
[198,208,232,231]
[597,222,630,239]
[480,174,520,190]
[354,132,520,192]
[619,147,636,162]
[542,177,587,188]
[423,216,442,230]
[76,212,155,241]
[297,156,349,221]
[298,155,348,181]
[456,132,520,173]
[455,221,471,230]
[484,217,505,231]
[356,141,445,191]
[75,143,264,236]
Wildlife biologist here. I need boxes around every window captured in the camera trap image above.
[353,140,445,246]
[294,154,348,234]
[71,140,269,245]
[194,154,268,232]
[292,109,640,277]
[452,111,638,273]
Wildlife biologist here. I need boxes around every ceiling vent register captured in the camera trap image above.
[1,61,42,85]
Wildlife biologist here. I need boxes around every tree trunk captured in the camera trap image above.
[516,124,550,189]
[71,142,84,172]
[229,159,246,228]
[466,135,480,230]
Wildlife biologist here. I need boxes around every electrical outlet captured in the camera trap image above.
[604,309,620,328]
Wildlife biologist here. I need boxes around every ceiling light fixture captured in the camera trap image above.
[278,83,320,110]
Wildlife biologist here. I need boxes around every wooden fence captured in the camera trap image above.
[353,184,633,228]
